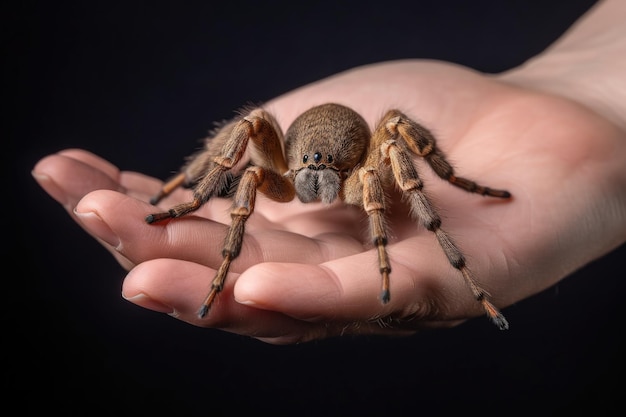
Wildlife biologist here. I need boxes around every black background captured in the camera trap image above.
[9,1,625,415]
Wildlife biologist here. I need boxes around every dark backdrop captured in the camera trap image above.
[9,1,625,415]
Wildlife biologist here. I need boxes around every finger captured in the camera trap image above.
[32,150,123,211]
[33,148,179,207]
[233,238,495,327]
[32,151,134,267]
[122,258,418,343]
[57,148,121,177]
[121,258,329,342]
[73,189,365,271]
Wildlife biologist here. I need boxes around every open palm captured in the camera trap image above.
[34,60,625,343]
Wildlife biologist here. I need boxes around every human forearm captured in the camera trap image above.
[500,0,626,132]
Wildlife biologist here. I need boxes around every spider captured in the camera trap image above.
[145,103,512,330]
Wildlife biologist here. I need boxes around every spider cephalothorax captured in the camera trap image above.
[146,103,512,329]
[285,104,369,203]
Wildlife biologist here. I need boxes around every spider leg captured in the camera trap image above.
[386,112,511,199]
[145,109,288,224]
[381,138,508,330]
[198,167,257,318]
[148,121,241,206]
[143,108,292,317]
[149,172,186,206]
[198,166,294,318]
[357,167,392,303]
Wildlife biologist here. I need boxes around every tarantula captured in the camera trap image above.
[146,103,512,329]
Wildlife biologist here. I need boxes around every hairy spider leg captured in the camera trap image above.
[358,167,392,303]
[197,168,256,318]
[149,172,186,205]
[145,117,256,223]
[379,111,510,329]
[198,166,294,317]
[145,108,293,317]
[389,112,511,199]
[383,139,508,329]
[148,122,240,206]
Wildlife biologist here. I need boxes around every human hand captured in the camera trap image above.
[33,59,626,343]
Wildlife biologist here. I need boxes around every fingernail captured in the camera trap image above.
[73,209,121,249]
[236,299,257,306]
[122,292,177,316]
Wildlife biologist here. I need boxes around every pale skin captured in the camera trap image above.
[33,0,626,344]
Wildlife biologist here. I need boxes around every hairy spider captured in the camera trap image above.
[146,103,512,329]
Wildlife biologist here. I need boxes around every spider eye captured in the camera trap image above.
[303,155,308,163]
[327,154,333,163]
[313,152,322,163]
